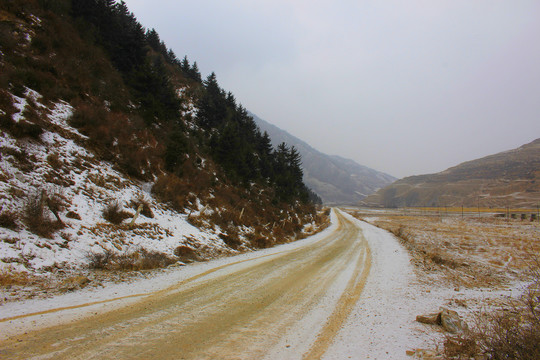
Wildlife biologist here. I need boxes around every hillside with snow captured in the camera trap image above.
[1,90,233,274]
[0,1,327,286]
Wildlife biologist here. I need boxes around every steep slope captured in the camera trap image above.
[0,1,326,279]
[251,113,396,204]
[363,138,540,208]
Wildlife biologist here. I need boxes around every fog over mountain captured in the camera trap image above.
[251,113,396,204]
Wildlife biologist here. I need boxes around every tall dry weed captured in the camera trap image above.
[444,257,540,359]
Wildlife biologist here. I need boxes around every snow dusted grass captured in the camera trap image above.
[342,208,539,359]
[0,89,329,304]
[0,90,232,289]
[355,210,540,288]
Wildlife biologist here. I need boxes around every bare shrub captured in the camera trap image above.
[24,191,64,238]
[87,248,176,271]
[86,249,114,270]
[0,210,18,230]
[152,174,191,211]
[444,259,540,359]
[68,102,108,130]
[136,249,177,269]
[219,233,242,250]
[174,246,200,263]
[102,201,131,225]
[130,196,154,218]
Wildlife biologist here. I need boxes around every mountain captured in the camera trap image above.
[251,114,396,204]
[363,138,540,208]
[0,0,327,275]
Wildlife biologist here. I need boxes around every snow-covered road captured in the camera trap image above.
[0,209,436,359]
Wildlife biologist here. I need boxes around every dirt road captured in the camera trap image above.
[0,210,371,359]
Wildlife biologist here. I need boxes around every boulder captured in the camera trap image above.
[416,312,440,325]
[440,308,468,333]
[416,308,468,333]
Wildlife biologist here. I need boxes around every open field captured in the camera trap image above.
[342,207,540,358]
[345,207,540,288]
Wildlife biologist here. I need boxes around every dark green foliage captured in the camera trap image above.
[71,0,181,125]
[307,188,323,205]
[1,0,317,211]
[180,56,202,82]
[129,57,181,124]
[196,72,310,203]
[164,128,189,174]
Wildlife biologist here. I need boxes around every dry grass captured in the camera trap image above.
[0,268,34,286]
[443,260,540,359]
[352,211,540,288]
[347,208,540,359]
[86,248,177,271]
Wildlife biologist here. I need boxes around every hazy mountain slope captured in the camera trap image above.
[363,138,540,208]
[0,1,326,277]
[251,114,396,204]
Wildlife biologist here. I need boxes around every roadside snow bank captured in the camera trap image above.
[324,212,528,359]
[323,213,426,359]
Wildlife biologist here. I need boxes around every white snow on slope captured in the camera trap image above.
[0,89,228,274]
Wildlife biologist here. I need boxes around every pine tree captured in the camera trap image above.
[197,72,227,129]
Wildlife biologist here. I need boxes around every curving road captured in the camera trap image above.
[0,210,371,359]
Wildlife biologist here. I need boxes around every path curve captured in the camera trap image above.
[0,209,370,359]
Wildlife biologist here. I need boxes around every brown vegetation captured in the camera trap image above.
[102,201,132,225]
[0,210,19,230]
[443,261,540,359]
[349,209,540,359]
[0,268,34,286]
[86,248,177,271]
[353,210,540,288]
[24,190,64,238]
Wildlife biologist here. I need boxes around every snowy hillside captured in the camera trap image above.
[0,89,236,275]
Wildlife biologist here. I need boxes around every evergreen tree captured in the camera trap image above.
[197,72,227,129]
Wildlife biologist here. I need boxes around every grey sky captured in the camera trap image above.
[123,0,540,178]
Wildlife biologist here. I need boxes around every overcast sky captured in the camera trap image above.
[123,0,540,178]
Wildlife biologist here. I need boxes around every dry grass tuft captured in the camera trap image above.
[0,268,33,286]
[102,201,132,225]
[444,260,540,359]
[87,248,177,271]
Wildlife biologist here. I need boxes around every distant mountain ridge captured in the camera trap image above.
[251,113,396,204]
[363,138,540,208]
